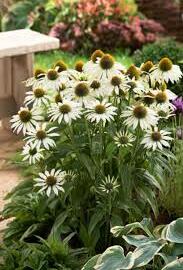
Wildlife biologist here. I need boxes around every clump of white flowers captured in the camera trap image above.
[11,50,182,197]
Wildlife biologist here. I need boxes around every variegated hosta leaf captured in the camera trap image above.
[85,241,165,270]
[132,240,165,268]
[164,218,183,243]
[161,258,183,270]
[123,234,153,247]
[111,218,152,238]
[94,246,134,270]
[82,255,101,270]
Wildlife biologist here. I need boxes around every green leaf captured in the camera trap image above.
[49,210,69,239]
[82,255,101,270]
[143,170,162,191]
[165,218,183,243]
[123,234,152,247]
[171,244,183,256]
[133,240,165,268]
[88,209,104,235]
[105,143,116,159]
[80,223,90,248]
[137,185,159,218]
[79,154,96,180]
[20,224,40,241]
[111,218,153,238]
[161,258,183,270]
[94,246,134,270]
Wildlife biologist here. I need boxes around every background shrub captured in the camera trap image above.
[1,0,164,54]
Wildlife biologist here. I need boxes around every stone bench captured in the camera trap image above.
[0,29,59,118]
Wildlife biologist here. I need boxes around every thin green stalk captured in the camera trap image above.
[84,118,92,151]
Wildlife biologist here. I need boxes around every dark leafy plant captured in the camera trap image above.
[0,233,86,269]
[93,17,164,51]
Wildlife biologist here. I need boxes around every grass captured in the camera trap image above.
[35,49,133,70]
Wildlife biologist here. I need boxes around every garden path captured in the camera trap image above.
[0,120,23,239]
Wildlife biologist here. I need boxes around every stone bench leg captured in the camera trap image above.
[0,53,33,119]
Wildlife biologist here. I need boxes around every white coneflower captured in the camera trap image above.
[85,100,117,125]
[140,61,154,73]
[85,54,125,80]
[43,69,67,91]
[53,60,68,73]
[90,79,106,97]
[53,91,63,104]
[121,104,158,130]
[129,80,150,96]
[151,103,175,119]
[83,49,104,74]
[48,100,82,125]
[103,74,130,97]
[52,81,73,103]
[152,88,177,105]
[150,57,182,83]
[25,123,59,150]
[25,68,45,88]
[67,81,95,107]
[10,107,43,135]
[24,87,50,107]
[64,170,77,182]
[141,127,173,151]
[142,91,155,106]
[114,131,135,148]
[98,175,120,194]
[22,143,44,164]
[126,64,141,80]
[34,169,66,196]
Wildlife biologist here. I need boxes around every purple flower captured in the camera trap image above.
[172,97,183,114]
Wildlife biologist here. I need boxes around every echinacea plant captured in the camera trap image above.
[1,51,182,269]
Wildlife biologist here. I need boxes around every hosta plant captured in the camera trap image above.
[1,50,182,268]
[83,217,183,270]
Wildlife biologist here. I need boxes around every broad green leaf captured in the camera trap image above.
[111,218,152,238]
[82,255,101,270]
[161,226,168,240]
[161,258,183,270]
[132,240,165,268]
[165,218,183,243]
[94,246,134,270]
[171,243,183,256]
[123,234,152,247]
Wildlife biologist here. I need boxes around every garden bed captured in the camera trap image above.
[0,49,183,269]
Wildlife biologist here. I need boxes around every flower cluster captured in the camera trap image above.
[49,0,163,53]
[11,51,182,197]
